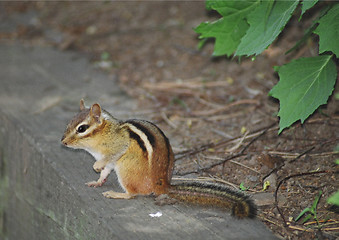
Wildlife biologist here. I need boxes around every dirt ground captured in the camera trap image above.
[2,2,338,239]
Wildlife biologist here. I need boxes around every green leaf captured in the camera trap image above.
[311,190,322,212]
[314,4,339,56]
[295,191,322,222]
[327,191,339,206]
[295,207,311,221]
[236,1,299,56]
[205,0,258,17]
[302,214,313,224]
[288,5,331,55]
[239,182,249,191]
[195,1,259,57]
[300,0,318,20]
[195,19,248,57]
[269,55,337,134]
[264,0,275,28]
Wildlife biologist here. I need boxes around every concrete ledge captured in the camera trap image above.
[0,42,277,240]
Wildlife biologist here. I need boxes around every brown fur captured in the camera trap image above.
[62,100,256,218]
[118,120,174,195]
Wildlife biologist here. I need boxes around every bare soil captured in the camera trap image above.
[2,2,338,239]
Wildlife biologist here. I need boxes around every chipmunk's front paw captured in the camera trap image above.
[93,160,107,173]
[86,179,106,188]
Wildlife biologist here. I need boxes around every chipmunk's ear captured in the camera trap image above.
[90,103,102,122]
[80,99,86,111]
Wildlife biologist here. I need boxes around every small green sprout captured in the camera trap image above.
[295,191,322,224]
[239,182,250,191]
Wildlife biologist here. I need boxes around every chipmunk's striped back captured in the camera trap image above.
[118,119,174,195]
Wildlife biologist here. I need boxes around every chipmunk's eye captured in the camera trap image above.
[77,124,90,133]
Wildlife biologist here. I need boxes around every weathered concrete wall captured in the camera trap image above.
[0,43,277,240]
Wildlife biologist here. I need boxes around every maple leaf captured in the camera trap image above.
[269,55,337,134]
[195,0,259,57]
[314,3,339,56]
[236,0,298,56]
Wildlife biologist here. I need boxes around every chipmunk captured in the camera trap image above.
[61,100,256,218]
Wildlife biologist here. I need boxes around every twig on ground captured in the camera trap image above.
[202,155,260,174]
[161,111,178,129]
[261,216,284,228]
[287,225,314,232]
[226,131,248,152]
[192,99,260,116]
[175,122,277,161]
[304,219,339,226]
[262,136,339,182]
[142,77,235,97]
[229,160,261,174]
[266,151,339,158]
[261,146,316,182]
[205,110,255,121]
[176,124,272,175]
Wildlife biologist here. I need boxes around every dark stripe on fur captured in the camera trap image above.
[126,119,172,164]
[152,122,172,166]
[126,120,156,147]
[127,128,147,153]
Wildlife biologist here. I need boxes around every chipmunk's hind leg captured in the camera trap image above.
[102,191,134,199]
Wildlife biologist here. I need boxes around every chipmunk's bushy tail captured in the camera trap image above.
[169,181,257,218]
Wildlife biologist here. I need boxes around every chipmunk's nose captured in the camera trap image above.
[61,135,67,145]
